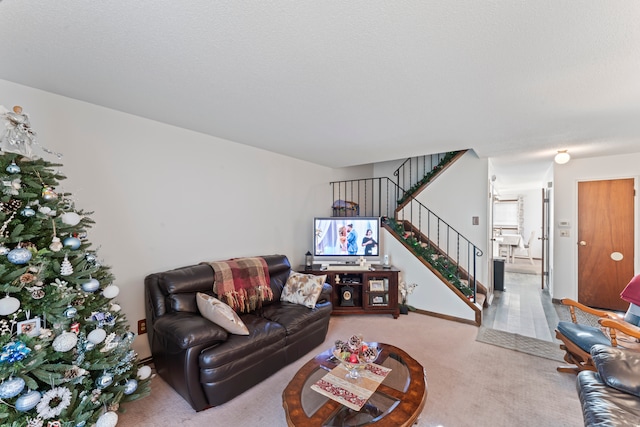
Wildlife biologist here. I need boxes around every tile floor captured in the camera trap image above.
[482,269,561,343]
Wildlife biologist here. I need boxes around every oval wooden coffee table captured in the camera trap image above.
[283,342,427,426]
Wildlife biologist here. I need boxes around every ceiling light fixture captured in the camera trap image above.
[554,150,570,164]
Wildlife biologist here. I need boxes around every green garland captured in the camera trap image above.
[397,151,461,205]
[383,218,474,298]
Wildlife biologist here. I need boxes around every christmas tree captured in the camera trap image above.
[0,106,150,427]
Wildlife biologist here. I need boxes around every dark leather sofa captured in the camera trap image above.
[145,254,332,411]
[576,344,640,426]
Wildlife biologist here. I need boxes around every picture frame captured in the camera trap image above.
[369,280,385,292]
[369,293,387,305]
[17,317,41,337]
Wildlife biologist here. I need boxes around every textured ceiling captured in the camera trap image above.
[1,1,639,179]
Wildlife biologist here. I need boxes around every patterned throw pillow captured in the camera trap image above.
[281,271,326,308]
[196,292,249,335]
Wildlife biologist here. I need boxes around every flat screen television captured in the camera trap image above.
[313,217,380,259]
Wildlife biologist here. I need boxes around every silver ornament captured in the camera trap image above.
[0,376,26,399]
[63,236,81,250]
[64,306,78,318]
[123,379,138,395]
[7,247,32,264]
[5,161,21,174]
[20,206,36,217]
[95,372,114,389]
[84,341,95,351]
[42,187,58,201]
[0,246,9,255]
[81,278,100,293]
[15,389,41,412]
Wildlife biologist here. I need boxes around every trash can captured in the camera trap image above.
[494,259,505,291]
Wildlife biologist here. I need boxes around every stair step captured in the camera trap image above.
[475,293,486,308]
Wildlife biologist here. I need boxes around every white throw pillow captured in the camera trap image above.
[196,292,249,335]
[281,272,326,308]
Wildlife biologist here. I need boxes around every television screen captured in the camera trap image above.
[314,217,380,258]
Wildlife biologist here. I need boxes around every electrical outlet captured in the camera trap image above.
[138,319,147,335]
[560,229,570,237]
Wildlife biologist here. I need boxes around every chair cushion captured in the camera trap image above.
[557,321,611,353]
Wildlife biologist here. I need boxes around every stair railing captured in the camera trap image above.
[330,176,481,302]
[391,194,481,301]
[394,151,461,203]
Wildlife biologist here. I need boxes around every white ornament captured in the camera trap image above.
[60,255,73,276]
[49,237,63,252]
[137,365,152,380]
[96,411,118,427]
[87,328,107,344]
[60,212,81,226]
[0,295,20,315]
[52,332,78,352]
[36,386,71,420]
[110,303,121,312]
[102,285,120,299]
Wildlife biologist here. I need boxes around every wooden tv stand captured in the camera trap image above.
[302,265,400,318]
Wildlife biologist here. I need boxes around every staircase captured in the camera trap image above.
[330,150,487,325]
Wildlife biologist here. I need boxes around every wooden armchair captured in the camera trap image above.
[554,298,638,374]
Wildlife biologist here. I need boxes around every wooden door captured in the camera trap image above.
[578,179,635,310]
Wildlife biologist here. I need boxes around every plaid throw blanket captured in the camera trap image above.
[207,257,273,313]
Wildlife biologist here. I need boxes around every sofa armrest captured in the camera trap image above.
[150,312,229,411]
[591,344,640,398]
[153,312,228,350]
[317,283,332,304]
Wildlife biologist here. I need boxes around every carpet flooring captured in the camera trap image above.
[119,313,583,427]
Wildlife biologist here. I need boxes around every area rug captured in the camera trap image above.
[476,327,565,362]
[503,258,541,275]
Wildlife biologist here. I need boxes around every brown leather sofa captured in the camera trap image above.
[144,254,332,411]
[576,344,640,426]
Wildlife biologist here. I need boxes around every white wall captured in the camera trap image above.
[414,150,490,286]
[1,79,334,359]
[553,152,640,301]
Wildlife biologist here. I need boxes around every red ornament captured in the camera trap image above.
[70,322,80,334]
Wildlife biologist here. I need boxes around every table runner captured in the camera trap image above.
[311,363,391,411]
